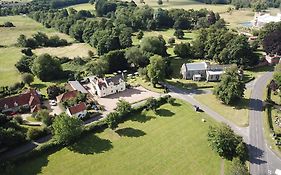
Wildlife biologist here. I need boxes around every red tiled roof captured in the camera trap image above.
[56,90,78,103]
[0,89,41,111]
[68,102,86,115]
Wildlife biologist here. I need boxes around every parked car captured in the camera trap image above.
[49,100,57,106]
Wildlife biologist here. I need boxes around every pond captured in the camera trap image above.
[240,21,253,27]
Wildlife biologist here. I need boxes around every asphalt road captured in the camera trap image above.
[249,72,281,175]
[165,72,281,175]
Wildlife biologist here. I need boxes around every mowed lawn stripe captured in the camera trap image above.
[12,100,221,175]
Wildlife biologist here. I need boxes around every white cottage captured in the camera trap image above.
[89,74,126,97]
[66,102,87,118]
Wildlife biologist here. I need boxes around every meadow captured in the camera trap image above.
[10,99,230,175]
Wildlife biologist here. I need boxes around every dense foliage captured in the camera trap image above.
[147,55,166,86]
[192,27,259,66]
[207,123,248,162]
[214,66,245,104]
[52,113,83,145]
[259,21,281,55]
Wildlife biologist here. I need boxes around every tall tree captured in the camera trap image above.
[140,36,167,56]
[52,113,83,145]
[214,66,245,105]
[21,73,34,86]
[174,42,192,58]
[32,54,63,81]
[147,55,166,86]
[125,47,149,68]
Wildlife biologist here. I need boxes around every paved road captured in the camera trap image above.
[249,72,281,175]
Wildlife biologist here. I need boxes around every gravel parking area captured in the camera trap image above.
[95,86,160,112]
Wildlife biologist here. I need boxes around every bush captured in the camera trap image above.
[167,97,176,105]
[13,115,23,125]
[27,127,48,140]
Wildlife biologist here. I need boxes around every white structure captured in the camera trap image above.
[89,74,126,97]
[181,62,232,81]
[252,12,281,27]
[66,102,87,118]
[68,81,88,94]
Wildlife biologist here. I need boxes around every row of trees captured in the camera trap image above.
[192,26,259,66]
[17,32,69,49]
[0,0,90,16]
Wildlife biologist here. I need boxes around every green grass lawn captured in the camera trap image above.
[194,89,251,127]
[127,76,165,93]
[0,15,73,47]
[132,0,232,13]
[0,47,22,86]
[10,99,226,175]
[66,3,95,11]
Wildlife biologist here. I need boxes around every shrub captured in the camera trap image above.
[13,115,24,124]
[167,97,176,105]
[27,127,48,140]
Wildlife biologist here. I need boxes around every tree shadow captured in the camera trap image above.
[156,109,175,117]
[247,144,267,165]
[31,83,47,90]
[115,127,146,138]
[247,98,263,112]
[171,102,181,106]
[68,134,113,155]
[130,114,156,123]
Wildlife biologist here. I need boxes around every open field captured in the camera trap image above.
[131,0,232,13]
[0,47,22,86]
[10,99,227,175]
[194,89,251,127]
[33,43,95,59]
[0,15,73,46]
[128,76,165,93]
[67,3,95,11]
[132,29,198,46]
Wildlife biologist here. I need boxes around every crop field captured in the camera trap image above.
[33,43,96,59]
[10,99,229,175]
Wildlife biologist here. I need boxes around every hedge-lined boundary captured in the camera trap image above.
[0,95,171,172]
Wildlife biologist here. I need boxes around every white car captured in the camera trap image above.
[49,100,57,106]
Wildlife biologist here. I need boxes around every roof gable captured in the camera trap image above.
[68,102,86,115]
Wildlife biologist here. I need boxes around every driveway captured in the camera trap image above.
[95,86,160,112]
[43,101,64,115]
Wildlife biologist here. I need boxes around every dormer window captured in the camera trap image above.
[4,104,8,109]
[14,102,18,107]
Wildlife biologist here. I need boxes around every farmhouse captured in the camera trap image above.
[0,89,41,113]
[66,102,87,118]
[252,12,281,27]
[56,90,78,103]
[88,74,126,97]
[180,62,231,81]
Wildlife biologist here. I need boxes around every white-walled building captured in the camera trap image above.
[66,102,87,118]
[252,12,281,27]
[89,74,126,97]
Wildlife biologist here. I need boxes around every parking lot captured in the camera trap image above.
[95,86,160,112]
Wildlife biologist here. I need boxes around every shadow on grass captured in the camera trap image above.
[130,114,156,123]
[68,134,113,155]
[31,83,47,89]
[171,102,182,106]
[156,109,175,117]
[115,127,146,138]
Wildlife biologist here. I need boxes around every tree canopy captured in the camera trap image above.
[147,55,166,86]
[214,66,245,104]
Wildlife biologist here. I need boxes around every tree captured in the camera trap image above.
[174,29,184,39]
[32,54,63,81]
[106,112,119,130]
[52,113,83,145]
[47,85,65,99]
[214,66,245,105]
[140,36,167,56]
[15,55,34,73]
[137,30,144,40]
[145,97,158,112]
[86,58,109,77]
[207,123,243,160]
[125,47,149,68]
[116,99,132,115]
[17,34,27,47]
[21,73,34,86]
[36,110,53,126]
[103,50,128,73]
[174,42,192,58]
[236,141,249,163]
[157,0,163,5]
[147,55,166,87]
[259,22,281,55]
